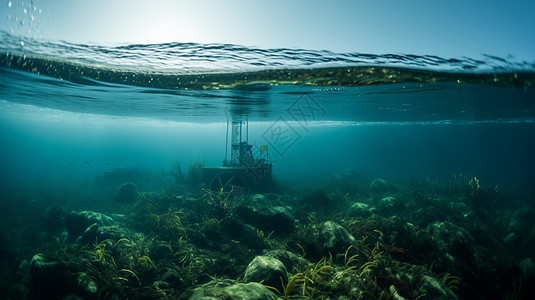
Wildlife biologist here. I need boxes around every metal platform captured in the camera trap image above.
[202,117,273,192]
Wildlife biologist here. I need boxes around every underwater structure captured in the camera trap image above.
[202,117,273,192]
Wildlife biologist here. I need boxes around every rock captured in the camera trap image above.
[63,294,84,300]
[252,194,267,201]
[237,198,295,233]
[376,196,403,214]
[114,182,137,204]
[66,211,114,238]
[78,223,122,245]
[418,275,458,300]
[329,268,366,298]
[326,188,347,207]
[349,202,374,217]
[264,250,309,273]
[302,189,335,209]
[29,254,68,299]
[79,224,101,245]
[317,221,357,255]
[327,169,365,195]
[506,207,535,240]
[243,256,288,290]
[327,175,355,196]
[75,272,98,299]
[390,284,408,300]
[224,283,277,300]
[503,232,517,245]
[369,178,397,195]
[189,279,277,300]
[519,258,535,278]
[302,221,358,259]
[161,268,182,286]
[220,218,250,240]
[427,221,475,271]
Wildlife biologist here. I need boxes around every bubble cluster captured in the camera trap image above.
[5,0,44,41]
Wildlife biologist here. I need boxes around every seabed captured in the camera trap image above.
[0,168,534,300]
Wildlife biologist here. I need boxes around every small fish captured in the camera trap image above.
[84,161,90,165]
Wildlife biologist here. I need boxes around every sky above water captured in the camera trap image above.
[1,0,534,61]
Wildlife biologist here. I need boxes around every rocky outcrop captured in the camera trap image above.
[369,178,397,196]
[301,221,358,259]
[243,255,288,290]
[29,254,68,299]
[114,182,137,204]
[66,210,114,238]
[189,279,277,300]
[237,194,295,233]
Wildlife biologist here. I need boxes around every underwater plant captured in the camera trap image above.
[61,237,144,299]
[343,245,360,270]
[169,160,186,185]
[187,158,206,187]
[86,258,141,300]
[266,255,335,299]
[256,228,274,242]
[465,176,499,220]
[137,192,188,240]
[147,207,187,239]
[467,176,481,203]
[112,236,160,275]
[301,188,332,212]
[441,273,461,291]
[91,239,113,264]
[202,187,240,220]
[503,278,524,300]
[297,244,307,258]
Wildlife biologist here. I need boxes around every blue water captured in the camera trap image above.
[1,31,535,198]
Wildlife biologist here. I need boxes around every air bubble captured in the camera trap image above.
[8,1,11,8]
[20,41,24,47]
[23,8,27,14]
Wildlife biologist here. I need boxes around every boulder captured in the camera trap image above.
[369,178,397,196]
[114,182,137,204]
[506,207,535,243]
[503,232,517,245]
[29,254,68,299]
[317,221,357,255]
[427,221,475,271]
[264,249,309,273]
[302,221,358,258]
[519,257,535,278]
[66,211,114,238]
[348,202,375,217]
[75,272,98,299]
[237,197,295,233]
[376,196,403,214]
[78,223,123,245]
[189,279,277,300]
[243,256,288,290]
